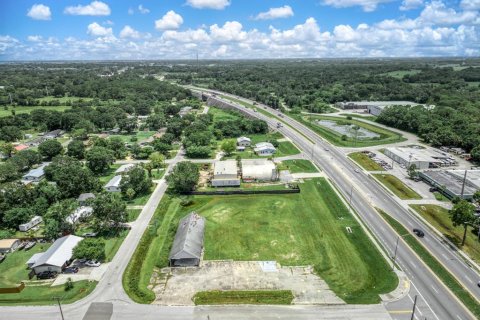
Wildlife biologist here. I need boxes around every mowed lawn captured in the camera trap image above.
[0,105,71,117]
[410,204,480,263]
[373,174,422,200]
[279,159,318,173]
[349,152,383,171]
[135,178,397,304]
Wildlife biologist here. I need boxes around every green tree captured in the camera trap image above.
[38,139,63,160]
[185,145,211,158]
[73,238,106,261]
[166,161,199,193]
[91,193,127,233]
[221,139,236,156]
[471,145,480,162]
[126,188,136,200]
[67,140,85,159]
[473,190,480,205]
[120,165,152,197]
[86,146,115,174]
[3,207,33,229]
[449,200,476,246]
[107,137,127,159]
[0,143,14,158]
[0,126,22,142]
[407,164,418,179]
[149,152,165,173]
[44,199,77,239]
[0,162,19,183]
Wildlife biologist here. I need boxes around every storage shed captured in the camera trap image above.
[169,212,205,267]
[211,160,240,187]
[0,239,21,253]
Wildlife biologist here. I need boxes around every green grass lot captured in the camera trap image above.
[0,280,96,306]
[0,243,97,305]
[124,178,397,304]
[198,182,292,192]
[0,105,71,117]
[126,184,156,206]
[36,96,94,104]
[373,174,422,200]
[102,230,128,262]
[380,70,421,78]
[410,205,480,263]
[378,209,480,318]
[291,114,406,148]
[433,191,449,202]
[127,209,142,222]
[193,290,294,305]
[151,169,165,180]
[348,152,383,171]
[278,159,318,173]
[109,131,156,143]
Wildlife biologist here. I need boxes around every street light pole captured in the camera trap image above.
[53,297,64,320]
[410,295,418,320]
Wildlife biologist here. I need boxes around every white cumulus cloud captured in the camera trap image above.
[186,0,230,10]
[210,21,246,42]
[87,22,113,37]
[155,11,183,30]
[27,35,43,42]
[65,1,111,16]
[138,5,150,14]
[255,6,294,20]
[460,0,480,10]
[322,0,393,12]
[419,1,478,25]
[120,26,141,39]
[27,4,51,20]
[400,0,423,10]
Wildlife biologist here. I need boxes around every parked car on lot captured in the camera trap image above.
[36,271,57,279]
[413,228,425,238]
[82,232,98,238]
[64,266,79,274]
[85,260,101,267]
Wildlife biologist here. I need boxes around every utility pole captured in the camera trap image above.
[348,185,354,213]
[460,169,468,199]
[410,295,418,320]
[53,297,65,320]
[8,92,13,105]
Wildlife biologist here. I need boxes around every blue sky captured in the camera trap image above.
[0,0,479,60]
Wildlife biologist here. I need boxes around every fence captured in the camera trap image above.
[183,187,300,196]
[0,282,25,294]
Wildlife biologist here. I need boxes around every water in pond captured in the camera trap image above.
[316,120,380,139]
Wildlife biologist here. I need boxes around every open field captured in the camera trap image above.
[36,96,94,104]
[410,204,480,263]
[378,209,480,318]
[373,174,422,200]
[0,105,71,117]
[291,114,406,147]
[193,290,294,305]
[380,70,421,78]
[109,131,156,143]
[349,152,383,171]
[278,159,318,173]
[124,178,397,304]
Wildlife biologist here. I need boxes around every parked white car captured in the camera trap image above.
[85,260,101,267]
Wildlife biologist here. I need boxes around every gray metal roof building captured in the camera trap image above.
[169,212,205,267]
[419,170,480,200]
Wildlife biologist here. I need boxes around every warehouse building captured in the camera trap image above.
[384,146,456,170]
[169,212,205,267]
[211,160,240,187]
[241,159,278,182]
[419,170,480,200]
[335,101,423,116]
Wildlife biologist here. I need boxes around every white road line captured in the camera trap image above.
[442,253,448,259]
[456,315,463,320]
[431,285,439,294]
[410,281,440,320]
[464,275,473,284]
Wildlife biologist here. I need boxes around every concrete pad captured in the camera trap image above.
[52,263,109,286]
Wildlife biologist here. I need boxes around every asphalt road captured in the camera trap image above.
[193,87,479,320]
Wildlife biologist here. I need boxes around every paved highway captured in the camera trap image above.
[191,87,479,320]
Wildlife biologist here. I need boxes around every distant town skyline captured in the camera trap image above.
[0,0,479,60]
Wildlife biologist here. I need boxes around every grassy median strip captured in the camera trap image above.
[410,204,480,263]
[378,209,480,318]
[193,290,294,305]
[373,174,422,200]
[348,152,383,171]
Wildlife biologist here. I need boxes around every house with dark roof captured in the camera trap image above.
[169,212,205,267]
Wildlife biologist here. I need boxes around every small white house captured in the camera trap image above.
[115,164,135,174]
[19,216,43,232]
[67,206,93,224]
[105,175,122,192]
[31,235,83,274]
[254,142,276,156]
[237,136,251,147]
[22,164,47,182]
[211,160,240,187]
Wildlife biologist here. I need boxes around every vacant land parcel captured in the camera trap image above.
[125,178,397,304]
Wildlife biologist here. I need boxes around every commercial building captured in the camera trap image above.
[0,239,21,253]
[22,163,48,182]
[254,142,276,156]
[237,136,251,147]
[30,235,83,274]
[211,160,240,187]
[115,164,135,174]
[105,175,122,192]
[169,212,205,267]
[384,146,456,170]
[19,216,43,232]
[419,170,480,200]
[335,101,423,116]
[241,159,278,182]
